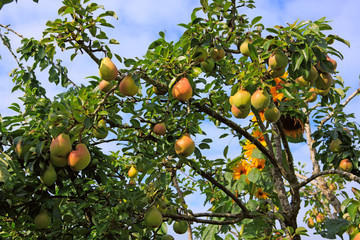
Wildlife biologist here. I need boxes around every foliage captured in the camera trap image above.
[0,0,360,239]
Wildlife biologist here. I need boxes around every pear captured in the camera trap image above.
[173,221,188,234]
[172,77,193,102]
[174,133,195,157]
[269,67,285,78]
[210,47,225,61]
[34,209,51,229]
[231,105,250,119]
[119,74,139,96]
[264,105,281,123]
[128,165,138,178]
[40,164,57,186]
[314,72,333,90]
[193,46,207,62]
[251,89,270,111]
[99,57,118,81]
[67,144,91,171]
[317,55,337,73]
[153,123,167,136]
[240,38,253,57]
[144,205,163,229]
[153,86,167,95]
[200,58,215,73]
[50,134,72,167]
[93,119,108,139]
[305,88,317,103]
[329,138,342,152]
[162,235,175,240]
[15,140,30,159]
[268,49,288,70]
[232,90,251,110]
[99,80,114,93]
[315,87,330,96]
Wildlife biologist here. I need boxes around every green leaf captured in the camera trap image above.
[295,227,308,236]
[251,16,262,26]
[223,145,229,158]
[0,0,14,10]
[200,0,208,11]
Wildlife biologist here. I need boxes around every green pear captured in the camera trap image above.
[193,46,207,62]
[40,163,57,186]
[99,80,114,93]
[99,57,118,81]
[329,138,342,152]
[269,49,288,70]
[144,205,163,228]
[240,38,252,57]
[269,67,285,78]
[93,119,108,139]
[315,87,330,96]
[173,221,188,234]
[200,58,215,73]
[34,209,51,229]
[231,105,250,119]
[210,47,225,61]
[264,105,281,123]
[15,139,30,159]
[67,144,91,171]
[232,90,251,110]
[251,89,270,111]
[50,134,72,167]
[314,72,333,90]
[119,74,139,96]
[162,235,175,240]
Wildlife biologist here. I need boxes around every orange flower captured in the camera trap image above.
[232,160,252,180]
[250,110,266,123]
[255,187,270,199]
[242,130,267,161]
[251,158,265,171]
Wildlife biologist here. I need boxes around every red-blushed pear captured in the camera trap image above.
[264,105,281,123]
[99,80,114,93]
[128,165,138,178]
[251,89,270,111]
[34,209,51,229]
[329,138,342,152]
[172,77,193,102]
[173,221,188,234]
[119,74,139,96]
[329,182,338,191]
[99,57,118,81]
[40,163,57,186]
[50,133,72,167]
[240,38,252,57]
[232,90,251,110]
[153,123,167,136]
[15,139,30,159]
[307,217,315,228]
[317,55,337,73]
[174,133,195,157]
[354,232,360,240]
[314,72,333,90]
[268,49,288,70]
[316,213,325,223]
[193,46,207,62]
[305,88,317,103]
[93,119,108,139]
[67,144,91,171]
[210,47,225,61]
[295,76,308,87]
[144,205,163,229]
[231,105,250,119]
[339,159,353,172]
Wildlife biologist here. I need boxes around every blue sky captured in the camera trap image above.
[1,0,360,239]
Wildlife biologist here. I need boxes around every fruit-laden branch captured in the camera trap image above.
[304,119,342,213]
[298,169,360,188]
[163,212,247,225]
[318,86,360,129]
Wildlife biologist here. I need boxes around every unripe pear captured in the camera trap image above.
[162,235,175,240]
[317,55,337,73]
[314,72,333,90]
[15,140,30,159]
[232,90,251,110]
[153,123,167,136]
[153,86,167,95]
[295,76,308,87]
[231,105,250,119]
[305,88,317,102]
[307,65,319,82]
[128,165,138,178]
[315,87,330,96]
[200,58,215,73]
[40,164,57,186]
[144,205,163,229]
[329,138,342,152]
[34,209,51,229]
[264,105,281,123]
[269,67,286,78]
[251,89,270,111]
[193,46,207,62]
[210,47,225,61]
[269,50,288,70]
[240,38,252,57]
[173,221,188,234]
[174,133,195,157]
[119,74,139,96]
[99,80,114,93]
[50,134,72,167]
[99,57,118,81]
[93,119,108,139]
[67,144,91,171]
[172,77,192,102]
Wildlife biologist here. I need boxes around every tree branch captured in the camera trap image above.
[298,169,360,188]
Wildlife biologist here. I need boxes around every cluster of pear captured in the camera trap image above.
[191,45,226,74]
[98,57,139,96]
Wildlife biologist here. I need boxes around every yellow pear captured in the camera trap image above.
[128,165,138,178]
[67,144,91,171]
[119,74,139,96]
[174,133,195,157]
[34,209,51,229]
[40,163,57,186]
[99,57,118,81]
[50,134,72,167]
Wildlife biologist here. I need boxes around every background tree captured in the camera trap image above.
[0,0,360,239]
